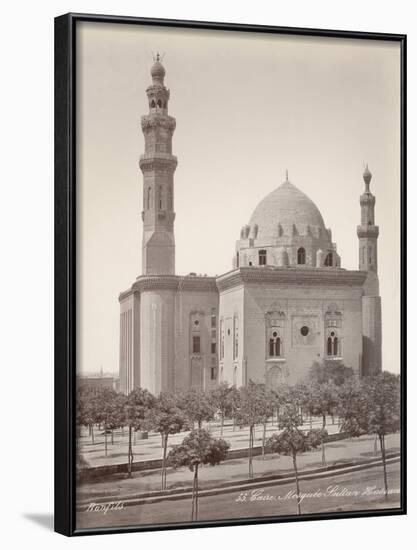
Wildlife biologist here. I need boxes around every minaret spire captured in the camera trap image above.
[139,58,177,275]
[357,164,378,275]
[357,165,382,375]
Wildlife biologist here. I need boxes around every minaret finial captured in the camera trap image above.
[285,169,289,182]
[363,163,372,190]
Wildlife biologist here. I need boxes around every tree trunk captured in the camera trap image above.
[220,412,224,437]
[379,433,388,498]
[191,463,198,521]
[321,415,326,467]
[127,425,133,478]
[91,424,94,445]
[309,413,313,430]
[195,463,199,521]
[198,419,202,429]
[104,430,108,457]
[300,406,303,424]
[292,454,301,515]
[161,433,168,491]
[111,430,114,445]
[248,425,254,478]
[262,420,267,459]
[374,434,378,456]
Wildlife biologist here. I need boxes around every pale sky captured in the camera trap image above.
[76,22,401,375]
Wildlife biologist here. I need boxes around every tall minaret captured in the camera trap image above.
[357,165,382,375]
[139,55,177,275]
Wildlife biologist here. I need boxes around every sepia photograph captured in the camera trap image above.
[54,14,405,535]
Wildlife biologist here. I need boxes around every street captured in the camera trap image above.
[76,460,401,530]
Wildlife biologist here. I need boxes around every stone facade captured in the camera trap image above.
[118,60,382,395]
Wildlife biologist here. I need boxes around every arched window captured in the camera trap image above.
[269,338,275,357]
[324,252,333,267]
[275,337,281,357]
[327,337,332,355]
[233,316,239,359]
[269,333,282,357]
[159,185,163,209]
[147,187,151,209]
[157,99,162,108]
[163,101,167,108]
[327,332,340,357]
[150,99,156,108]
[297,247,306,265]
[259,249,267,266]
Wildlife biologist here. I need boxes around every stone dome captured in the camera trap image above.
[249,180,327,241]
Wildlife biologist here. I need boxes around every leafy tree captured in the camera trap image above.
[292,383,311,424]
[167,429,229,521]
[124,388,155,477]
[146,392,191,490]
[229,385,241,431]
[307,382,338,466]
[210,382,234,436]
[95,387,119,456]
[177,388,216,429]
[108,392,127,445]
[266,404,324,515]
[363,373,401,497]
[337,378,369,438]
[271,384,291,426]
[309,360,354,387]
[234,382,268,478]
[258,385,276,458]
[76,386,101,444]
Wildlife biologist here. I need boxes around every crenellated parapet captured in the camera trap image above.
[141,114,176,132]
[217,266,367,293]
[139,153,178,172]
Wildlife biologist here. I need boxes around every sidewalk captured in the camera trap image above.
[79,417,341,468]
[77,432,400,503]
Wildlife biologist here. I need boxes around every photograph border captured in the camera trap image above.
[54,12,407,537]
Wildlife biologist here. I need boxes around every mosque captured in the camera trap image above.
[119,57,382,395]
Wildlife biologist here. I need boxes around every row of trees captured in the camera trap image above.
[77,366,400,518]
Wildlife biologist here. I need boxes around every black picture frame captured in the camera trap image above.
[54,12,407,537]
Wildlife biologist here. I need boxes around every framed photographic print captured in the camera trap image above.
[54,13,406,536]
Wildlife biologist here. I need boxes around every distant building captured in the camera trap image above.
[78,375,120,392]
[119,58,382,395]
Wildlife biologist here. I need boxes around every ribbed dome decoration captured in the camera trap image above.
[151,61,166,79]
[249,180,327,241]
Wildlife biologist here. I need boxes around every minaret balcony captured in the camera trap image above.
[357,225,379,238]
[139,153,178,172]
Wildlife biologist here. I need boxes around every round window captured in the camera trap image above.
[272,331,278,338]
[300,326,309,336]
[330,331,335,337]
[194,320,199,326]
